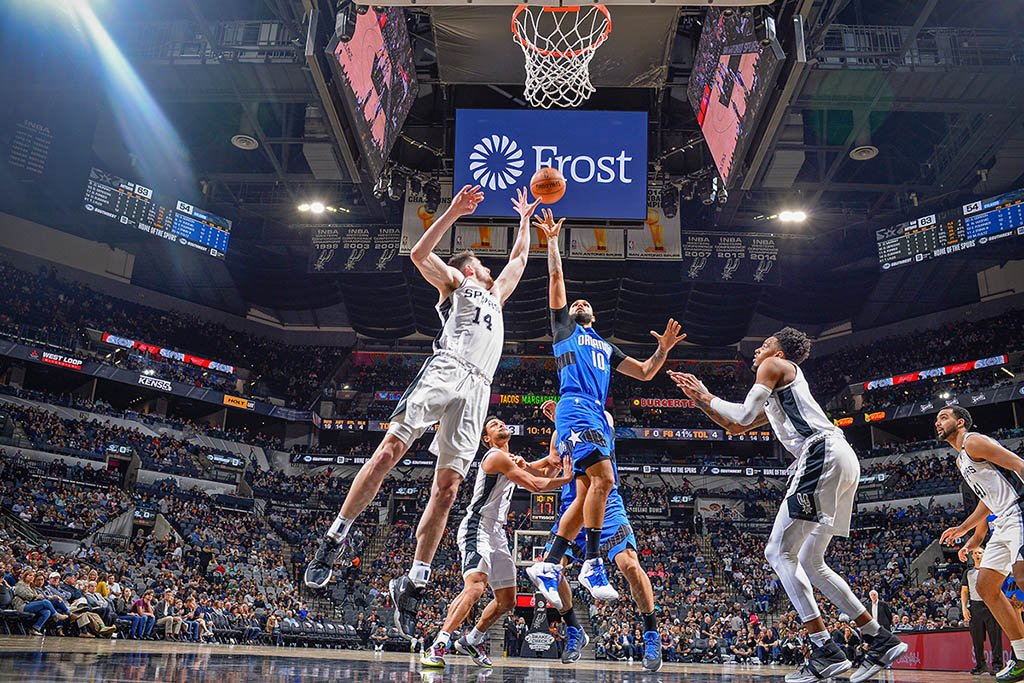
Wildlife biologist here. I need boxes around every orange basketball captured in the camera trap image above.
[530,167,566,204]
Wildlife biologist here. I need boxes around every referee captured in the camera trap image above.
[962,547,1004,675]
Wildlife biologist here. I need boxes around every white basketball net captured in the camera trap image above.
[512,5,612,109]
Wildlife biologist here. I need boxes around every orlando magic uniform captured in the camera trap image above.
[455,447,517,589]
[957,432,1024,576]
[546,413,637,563]
[767,363,859,536]
[550,306,626,473]
[389,277,503,477]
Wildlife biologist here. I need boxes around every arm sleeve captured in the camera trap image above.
[609,343,628,369]
[550,306,575,344]
[710,384,772,426]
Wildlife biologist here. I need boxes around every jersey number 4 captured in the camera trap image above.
[472,306,493,331]
[972,481,988,500]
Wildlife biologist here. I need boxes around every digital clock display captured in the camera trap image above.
[531,493,558,523]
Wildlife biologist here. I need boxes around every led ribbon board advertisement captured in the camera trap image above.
[862,354,1008,391]
[454,109,648,220]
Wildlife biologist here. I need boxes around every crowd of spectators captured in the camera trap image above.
[0,262,348,407]
[804,310,1024,409]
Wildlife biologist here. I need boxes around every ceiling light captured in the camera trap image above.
[309,202,325,214]
[297,203,310,212]
[778,210,807,223]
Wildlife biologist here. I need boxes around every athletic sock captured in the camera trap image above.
[560,608,580,630]
[326,514,354,542]
[433,630,451,649]
[808,630,830,648]
[1012,638,1024,660]
[585,529,601,560]
[860,619,881,637]
[466,627,486,646]
[642,611,658,634]
[545,535,570,564]
[408,560,431,588]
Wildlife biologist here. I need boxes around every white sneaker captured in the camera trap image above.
[526,562,563,610]
[579,558,619,601]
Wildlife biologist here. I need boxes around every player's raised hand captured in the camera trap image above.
[668,371,708,401]
[651,319,687,352]
[667,371,709,394]
[541,399,558,423]
[532,208,564,240]
[512,187,542,219]
[450,184,484,216]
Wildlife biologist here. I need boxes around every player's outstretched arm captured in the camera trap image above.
[669,370,768,434]
[534,209,567,311]
[492,188,541,305]
[614,319,687,381]
[491,450,573,493]
[410,184,483,295]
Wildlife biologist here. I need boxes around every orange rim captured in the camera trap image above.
[511,4,612,59]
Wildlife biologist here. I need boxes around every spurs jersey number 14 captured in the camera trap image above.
[764,363,838,456]
[434,278,504,380]
[957,432,1024,516]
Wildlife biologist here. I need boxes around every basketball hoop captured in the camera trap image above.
[511,5,612,109]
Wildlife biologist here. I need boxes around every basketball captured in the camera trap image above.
[530,167,566,204]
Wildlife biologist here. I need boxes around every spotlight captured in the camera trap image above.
[409,175,422,195]
[298,203,310,212]
[309,202,326,214]
[778,210,807,223]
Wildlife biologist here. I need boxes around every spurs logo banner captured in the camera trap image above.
[306,225,402,273]
[682,232,780,284]
[453,224,509,257]
[400,182,452,256]
[569,227,625,260]
[626,204,682,260]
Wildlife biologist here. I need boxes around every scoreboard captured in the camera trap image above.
[877,186,1024,270]
[531,493,558,524]
[83,167,231,259]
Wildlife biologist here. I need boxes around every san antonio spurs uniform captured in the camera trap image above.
[767,362,860,536]
[388,277,504,478]
[455,447,517,589]
[957,432,1024,575]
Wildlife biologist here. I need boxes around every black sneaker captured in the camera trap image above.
[785,641,852,683]
[303,535,350,588]
[850,629,908,682]
[389,575,423,641]
[973,665,991,675]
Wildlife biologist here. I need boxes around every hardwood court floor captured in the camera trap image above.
[0,637,986,682]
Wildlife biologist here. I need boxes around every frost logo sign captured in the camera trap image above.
[455,109,648,219]
[470,135,525,191]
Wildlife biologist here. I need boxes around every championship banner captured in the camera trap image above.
[682,232,781,284]
[527,223,566,259]
[453,224,508,257]
[569,227,625,260]
[626,206,682,260]
[307,224,402,273]
[401,182,452,256]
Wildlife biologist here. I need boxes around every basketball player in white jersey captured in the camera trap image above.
[671,327,906,683]
[305,185,542,641]
[421,416,572,669]
[938,406,1024,682]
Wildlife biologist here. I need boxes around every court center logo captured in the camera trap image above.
[469,134,525,191]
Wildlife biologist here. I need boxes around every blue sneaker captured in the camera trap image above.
[642,630,663,672]
[526,562,563,610]
[562,625,589,664]
[579,558,619,601]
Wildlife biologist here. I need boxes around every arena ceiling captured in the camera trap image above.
[0,0,1023,345]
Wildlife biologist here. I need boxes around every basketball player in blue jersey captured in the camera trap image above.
[524,400,664,672]
[527,209,686,601]
[672,328,906,683]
